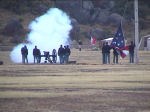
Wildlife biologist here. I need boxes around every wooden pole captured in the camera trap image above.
[134,0,139,64]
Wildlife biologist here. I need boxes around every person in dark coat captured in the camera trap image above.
[113,48,119,64]
[105,42,111,64]
[129,41,135,63]
[65,45,71,63]
[52,49,57,63]
[102,42,106,64]
[58,45,65,64]
[37,48,41,63]
[21,45,28,64]
[78,40,82,51]
[33,46,41,63]
[63,46,67,63]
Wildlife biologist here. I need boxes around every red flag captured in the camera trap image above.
[115,46,129,58]
[91,36,96,45]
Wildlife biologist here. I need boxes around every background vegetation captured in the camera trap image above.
[0,0,149,45]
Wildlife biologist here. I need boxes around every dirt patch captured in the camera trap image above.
[0,50,150,112]
[0,90,150,112]
[80,68,109,72]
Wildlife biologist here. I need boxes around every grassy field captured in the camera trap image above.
[0,49,150,112]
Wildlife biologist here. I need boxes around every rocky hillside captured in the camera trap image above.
[0,0,150,45]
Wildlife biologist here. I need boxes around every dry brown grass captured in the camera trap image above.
[0,49,150,112]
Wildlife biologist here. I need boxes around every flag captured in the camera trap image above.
[91,36,96,45]
[116,46,129,58]
[111,22,129,58]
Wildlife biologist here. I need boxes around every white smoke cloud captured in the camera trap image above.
[10,8,72,63]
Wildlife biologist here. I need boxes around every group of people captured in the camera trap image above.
[102,41,135,64]
[21,41,135,64]
[21,44,71,64]
[58,45,71,64]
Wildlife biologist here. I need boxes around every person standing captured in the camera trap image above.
[63,46,67,63]
[65,45,71,63]
[33,46,41,63]
[37,48,41,63]
[105,42,111,64]
[78,40,82,51]
[21,45,28,64]
[52,49,57,63]
[33,46,38,63]
[129,41,135,63]
[113,48,119,64]
[58,45,64,64]
[102,42,106,64]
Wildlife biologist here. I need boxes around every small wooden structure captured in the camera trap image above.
[139,35,150,50]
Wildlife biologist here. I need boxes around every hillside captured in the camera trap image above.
[0,0,150,45]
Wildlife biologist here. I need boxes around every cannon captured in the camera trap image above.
[40,51,57,63]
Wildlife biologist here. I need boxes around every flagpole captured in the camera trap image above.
[134,0,139,64]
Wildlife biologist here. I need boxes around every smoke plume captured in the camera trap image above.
[10,8,72,63]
